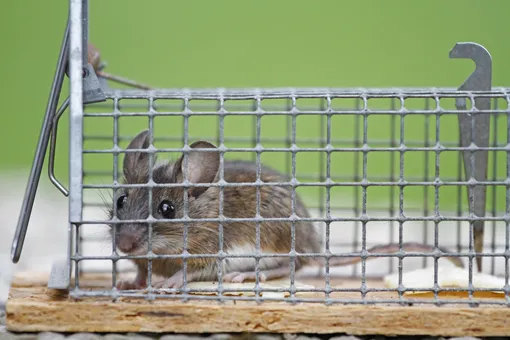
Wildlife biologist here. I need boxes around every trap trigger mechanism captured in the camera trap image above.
[49,63,107,197]
[449,42,492,272]
[11,6,155,266]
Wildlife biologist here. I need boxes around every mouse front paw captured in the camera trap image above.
[116,275,147,290]
[153,269,199,291]
[116,280,142,290]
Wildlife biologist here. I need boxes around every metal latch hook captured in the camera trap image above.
[449,42,492,272]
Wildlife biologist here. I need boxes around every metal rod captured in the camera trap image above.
[69,0,84,224]
[10,20,70,263]
[82,0,88,66]
[97,71,153,90]
[69,0,85,291]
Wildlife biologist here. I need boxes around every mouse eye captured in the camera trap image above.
[158,200,175,219]
[116,195,127,210]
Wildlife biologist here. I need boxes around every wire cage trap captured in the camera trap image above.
[6,0,510,336]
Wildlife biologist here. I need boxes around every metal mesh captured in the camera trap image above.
[69,87,510,306]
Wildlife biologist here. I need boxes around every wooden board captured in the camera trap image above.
[6,271,510,336]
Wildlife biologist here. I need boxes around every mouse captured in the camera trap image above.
[107,129,464,290]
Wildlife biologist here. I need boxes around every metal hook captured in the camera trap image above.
[449,42,492,272]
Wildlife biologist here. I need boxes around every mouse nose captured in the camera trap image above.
[117,235,138,253]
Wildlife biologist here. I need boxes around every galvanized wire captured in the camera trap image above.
[72,88,510,306]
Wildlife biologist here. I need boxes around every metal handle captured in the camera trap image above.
[10,20,70,263]
[48,97,70,196]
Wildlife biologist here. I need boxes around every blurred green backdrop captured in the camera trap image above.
[1,0,509,214]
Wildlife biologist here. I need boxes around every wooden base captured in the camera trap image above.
[6,272,510,336]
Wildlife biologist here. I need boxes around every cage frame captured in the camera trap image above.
[7,0,510,335]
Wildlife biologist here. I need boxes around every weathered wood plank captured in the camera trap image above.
[6,272,510,336]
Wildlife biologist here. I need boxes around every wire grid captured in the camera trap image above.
[69,87,510,306]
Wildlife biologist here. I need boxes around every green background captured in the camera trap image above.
[1,0,509,215]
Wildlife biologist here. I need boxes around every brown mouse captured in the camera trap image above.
[108,129,464,290]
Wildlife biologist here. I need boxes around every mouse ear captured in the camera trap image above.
[123,129,154,182]
[173,141,219,198]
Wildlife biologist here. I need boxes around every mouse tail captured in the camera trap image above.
[317,242,464,268]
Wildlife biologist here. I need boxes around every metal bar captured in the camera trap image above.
[352,98,361,277]
[433,96,441,304]
[80,145,510,153]
[69,0,85,291]
[324,96,332,300]
[68,250,501,261]
[490,98,499,275]
[83,99,509,115]
[91,87,510,99]
[254,94,262,297]
[80,170,496,185]
[10,19,70,263]
[81,108,507,117]
[81,179,510,189]
[217,94,226,298]
[74,215,510,224]
[81,134,506,148]
[82,0,88,66]
[422,98,431,268]
[147,103,155,293]
[318,98,326,279]
[112,97,120,288]
[456,128,463,254]
[389,98,396,272]
[289,95,297,300]
[69,0,84,223]
[360,96,368,300]
[397,96,405,303]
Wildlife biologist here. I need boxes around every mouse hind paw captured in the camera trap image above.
[222,266,292,283]
[222,271,268,283]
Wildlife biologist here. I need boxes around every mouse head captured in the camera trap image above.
[107,129,220,255]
